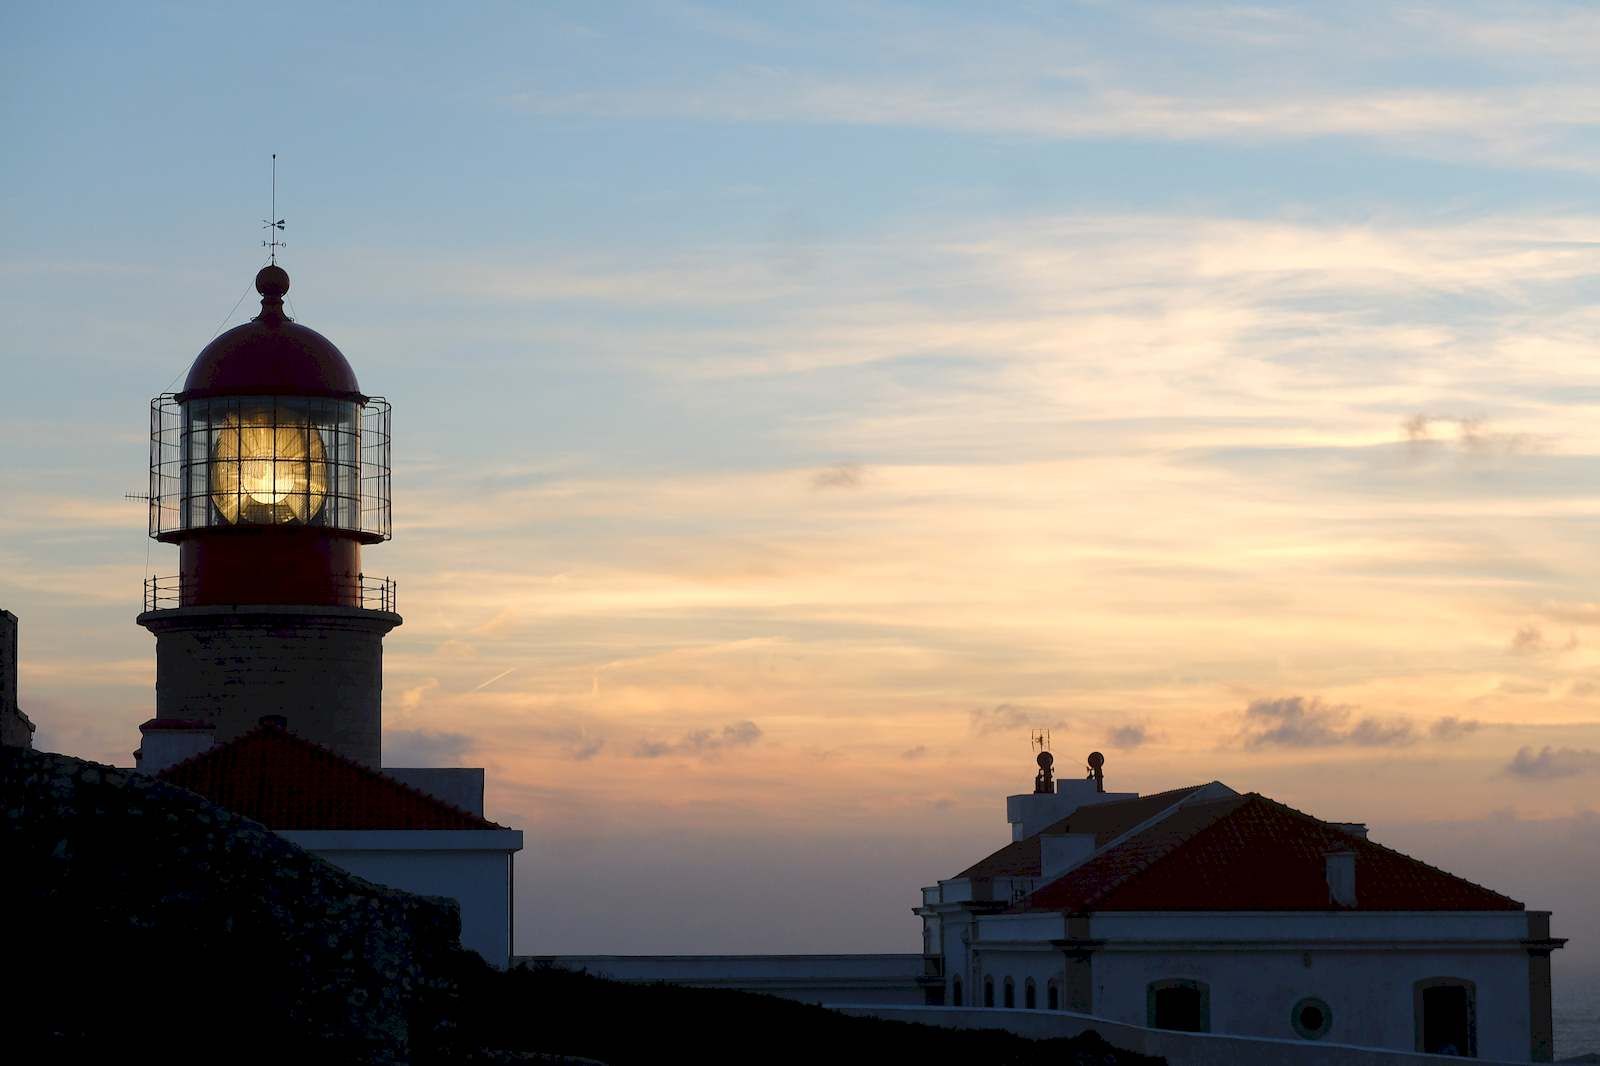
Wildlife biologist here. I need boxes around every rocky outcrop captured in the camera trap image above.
[1,746,469,1062]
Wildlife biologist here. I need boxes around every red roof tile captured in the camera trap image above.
[956,786,1208,880]
[159,724,501,831]
[1022,793,1522,913]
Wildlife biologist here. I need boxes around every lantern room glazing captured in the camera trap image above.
[148,392,392,542]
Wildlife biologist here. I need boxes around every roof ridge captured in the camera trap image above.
[1242,792,1522,909]
[1031,783,1209,839]
[1053,794,1246,911]
[159,723,502,830]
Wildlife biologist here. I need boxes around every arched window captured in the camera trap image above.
[1415,978,1476,1057]
[984,975,995,1007]
[1024,977,1037,1009]
[951,975,963,1007]
[1147,979,1210,1033]
[1047,979,1060,1011]
[1003,976,1015,1008]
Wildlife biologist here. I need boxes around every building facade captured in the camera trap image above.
[918,751,1563,1062]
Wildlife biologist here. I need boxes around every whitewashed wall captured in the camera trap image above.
[832,1005,1537,1066]
[280,828,522,968]
[970,911,1538,1061]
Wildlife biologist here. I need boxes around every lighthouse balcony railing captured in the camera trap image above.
[142,574,397,613]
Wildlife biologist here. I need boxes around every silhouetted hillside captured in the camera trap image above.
[431,964,1166,1066]
[2,746,469,1063]
[2,746,1160,1065]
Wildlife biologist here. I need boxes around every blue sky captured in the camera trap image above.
[6,2,1600,975]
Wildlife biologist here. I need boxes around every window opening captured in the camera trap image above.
[1148,980,1210,1033]
[1291,997,1333,1040]
[1416,980,1476,1057]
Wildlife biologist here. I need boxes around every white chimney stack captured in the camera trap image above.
[1040,833,1098,880]
[1325,850,1357,907]
[136,718,215,775]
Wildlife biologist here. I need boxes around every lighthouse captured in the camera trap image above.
[127,259,522,967]
[137,264,400,768]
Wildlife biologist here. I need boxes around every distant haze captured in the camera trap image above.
[5,2,1600,972]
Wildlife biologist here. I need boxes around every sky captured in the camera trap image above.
[4,1,1600,977]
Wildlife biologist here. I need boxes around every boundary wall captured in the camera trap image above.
[830,1004,1535,1066]
[522,954,924,1006]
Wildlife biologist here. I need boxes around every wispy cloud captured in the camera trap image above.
[1507,626,1578,657]
[970,703,1043,737]
[1240,696,1414,749]
[634,720,763,759]
[812,463,864,490]
[1108,724,1151,749]
[1431,716,1482,741]
[1506,745,1600,779]
[509,3,1600,172]
[383,729,474,767]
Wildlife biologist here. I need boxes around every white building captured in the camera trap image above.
[917,749,1564,1061]
[142,716,522,967]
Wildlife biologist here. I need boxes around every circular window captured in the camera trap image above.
[1291,997,1333,1040]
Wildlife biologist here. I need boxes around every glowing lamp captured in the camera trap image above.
[210,409,330,522]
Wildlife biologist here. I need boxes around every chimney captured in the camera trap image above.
[1325,850,1357,907]
[137,718,215,775]
[1,609,16,714]
[1040,833,1097,880]
[1,609,36,750]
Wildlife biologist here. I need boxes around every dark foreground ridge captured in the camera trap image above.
[454,965,1165,1066]
[1,746,1162,1065]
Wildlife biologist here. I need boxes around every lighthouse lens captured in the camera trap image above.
[211,410,329,522]
[187,397,361,529]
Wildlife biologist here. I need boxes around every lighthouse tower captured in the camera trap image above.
[137,264,399,768]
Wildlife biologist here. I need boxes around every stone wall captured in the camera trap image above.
[1,746,468,1062]
[0,609,33,748]
[0,704,33,748]
[139,603,398,767]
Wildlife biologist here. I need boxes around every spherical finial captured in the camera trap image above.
[1036,751,1054,770]
[255,264,290,300]
[1087,751,1105,769]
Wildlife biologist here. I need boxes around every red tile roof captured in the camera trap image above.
[957,785,1209,880]
[159,724,502,831]
[1022,793,1522,913]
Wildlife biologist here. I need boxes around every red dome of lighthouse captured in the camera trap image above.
[178,266,363,401]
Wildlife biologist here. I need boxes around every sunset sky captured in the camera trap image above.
[4,2,1600,974]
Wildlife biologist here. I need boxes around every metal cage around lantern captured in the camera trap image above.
[148,392,391,542]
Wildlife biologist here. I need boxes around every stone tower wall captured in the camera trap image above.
[139,604,400,767]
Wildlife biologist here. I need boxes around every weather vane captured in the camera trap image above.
[261,153,286,262]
